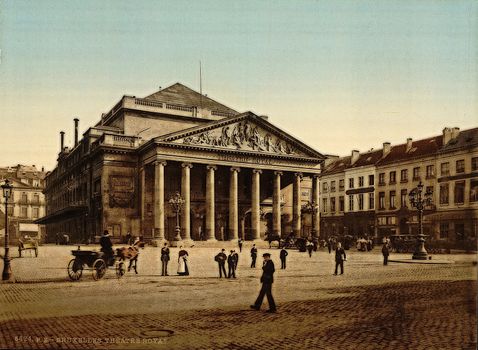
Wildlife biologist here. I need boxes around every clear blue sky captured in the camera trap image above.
[0,0,476,170]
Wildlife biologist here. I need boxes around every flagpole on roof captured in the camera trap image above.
[199,60,203,109]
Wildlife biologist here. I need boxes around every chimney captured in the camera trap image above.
[351,150,360,165]
[60,131,65,152]
[451,127,460,140]
[442,127,452,145]
[74,118,79,147]
[406,138,413,152]
[383,142,391,157]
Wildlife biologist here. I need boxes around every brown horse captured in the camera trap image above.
[116,240,143,274]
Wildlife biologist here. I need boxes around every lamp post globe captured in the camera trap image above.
[2,179,14,282]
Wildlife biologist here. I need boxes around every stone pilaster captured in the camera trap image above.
[181,163,193,242]
[311,174,320,238]
[273,171,282,237]
[152,160,167,245]
[251,169,262,241]
[293,172,303,237]
[205,165,217,241]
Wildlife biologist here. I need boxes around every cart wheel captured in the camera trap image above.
[34,248,38,257]
[92,259,107,280]
[116,262,126,278]
[67,258,83,281]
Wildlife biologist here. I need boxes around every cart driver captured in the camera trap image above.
[100,230,114,264]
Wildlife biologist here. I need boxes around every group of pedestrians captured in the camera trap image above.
[159,243,189,276]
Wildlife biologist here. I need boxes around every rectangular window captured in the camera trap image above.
[454,181,465,204]
[369,175,374,186]
[330,197,336,212]
[472,157,478,171]
[470,179,478,202]
[426,165,435,178]
[379,173,385,185]
[339,180,344,191]
[322,182,328,193]
[33,194,40,204]
[32,207,39,218]
[339,196,344,212]
[456,159,465,174]
[20,206,27,218]
[330,181,336,192]
[349,178,354,189]
[400,169,408,182]
[441,162,450,176]
[426,186,434,198]
[440,223,449,239]
[21,193,28,203]
[358,176,364,187]
[389,171,396,184]
[413,167,420,180]
[440,183,449,205]
[369,193,374,209]
[7,206,13,216]
[349,195,354,211]
[358,193,364,210]
[401,189,408,207]
[390,190,396,209]
[379,192,385,209]
[322,198,327,213]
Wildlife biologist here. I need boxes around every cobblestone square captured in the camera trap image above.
[0,244,476,349]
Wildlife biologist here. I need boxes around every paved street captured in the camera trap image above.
[0,244,476,349]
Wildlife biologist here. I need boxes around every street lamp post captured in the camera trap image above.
[168,191,184,245]
[2,179,14,281]
[409,181,433,260]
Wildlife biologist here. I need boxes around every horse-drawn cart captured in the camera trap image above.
[18,237,39,257]
[67,249,126,281]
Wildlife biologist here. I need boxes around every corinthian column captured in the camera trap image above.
[273,171,282,237]
[229,167,240,240]
[293,172,303,237]
[251,169,262,241]
[153,160,167,245]
[181,163,193,242]
[205,165,217,241]
[311,175,320,238]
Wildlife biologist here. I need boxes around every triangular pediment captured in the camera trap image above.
[157,112,325,159]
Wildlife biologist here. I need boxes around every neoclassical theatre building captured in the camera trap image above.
[39,83,325,244]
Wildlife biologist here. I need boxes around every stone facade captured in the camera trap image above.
[320,127,478,249]
[39,83,325,244]
[0,165,47,243]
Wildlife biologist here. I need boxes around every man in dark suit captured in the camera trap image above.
[280,247,288,269]
[232,250,239,270]
[99,230,114,264]
[334,242,347,275]
[227,250,236,278]
[160,243,170,276]
[238,238,243,252]
[250,253,276,313]
[215,249,227,278]
[250,244,258,268]
[382,243,390,265]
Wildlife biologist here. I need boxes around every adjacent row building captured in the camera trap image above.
[320,127,478,249]
[37,83,325,244]
[0,165,47,243]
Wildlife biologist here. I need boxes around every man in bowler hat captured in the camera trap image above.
[227,250,236,278]
[250,253,276,313]
[160,243,170,276]
[334,242,347,275]
[215,248,227,278]
[250,244,258,268]
[280,247,288,269]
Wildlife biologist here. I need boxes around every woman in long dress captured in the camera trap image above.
[177,247,189,276]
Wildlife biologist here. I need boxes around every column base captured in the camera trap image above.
[180,239,195,247]
[168,240,182,248]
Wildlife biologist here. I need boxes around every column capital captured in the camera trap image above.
[181,162,193,169]
[153,160,167,166]
[207,165,217,171]
[230,167,241,173]
[294,172,303,179]
[313,174,320,179]
[274,171,283,176]
[252,169,263,175]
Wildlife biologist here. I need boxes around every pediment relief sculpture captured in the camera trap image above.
[179,121,298,155]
